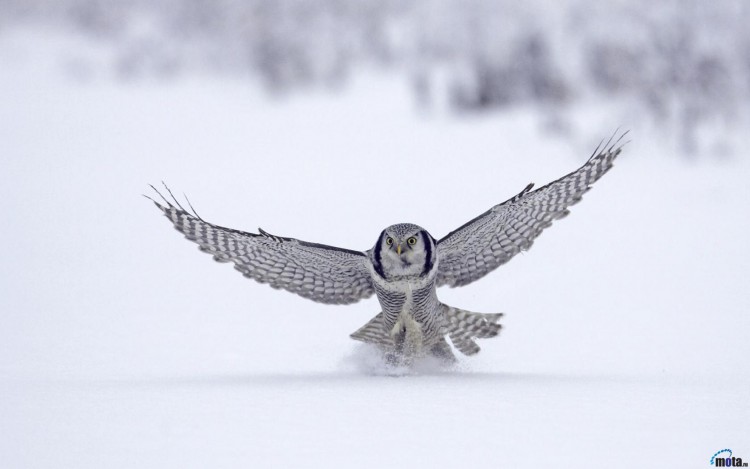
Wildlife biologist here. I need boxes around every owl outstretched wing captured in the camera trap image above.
[436,132,627,288]
[148,187,375,304]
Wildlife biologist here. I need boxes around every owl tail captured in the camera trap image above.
[349,306,502,357]
[442,305,503,356]
[349,312,393,347]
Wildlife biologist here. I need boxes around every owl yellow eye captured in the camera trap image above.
[386,237,393,246]
[407,237,417,246]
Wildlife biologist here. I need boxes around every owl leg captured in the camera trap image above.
[350,313,412,366]
[387,326,415,367]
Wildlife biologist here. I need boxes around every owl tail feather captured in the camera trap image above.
[349,312,393,347]
[443,305,503,356]
[349,306,502,357]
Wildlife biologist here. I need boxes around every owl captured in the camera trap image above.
[148,133,626,365]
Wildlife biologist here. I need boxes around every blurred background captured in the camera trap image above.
[3,0,750,155]
[1,1,749,468]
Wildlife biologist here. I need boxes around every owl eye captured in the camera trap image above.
[386,237,393,246]
[407,237,417,246]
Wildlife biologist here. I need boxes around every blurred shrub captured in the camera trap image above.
[2,0,748,155]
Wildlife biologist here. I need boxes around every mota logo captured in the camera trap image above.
[711,449,748,467]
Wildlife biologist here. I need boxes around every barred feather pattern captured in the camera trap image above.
[436,132,626,288]
[372,280,444,347]
[445,307,503,356]
[149,194,374,305]
[350,304,502,357]
[350,312,393,346]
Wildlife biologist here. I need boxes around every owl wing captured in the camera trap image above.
[436,132,627,288]
[148,187,375,305]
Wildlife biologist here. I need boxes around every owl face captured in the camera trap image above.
[373,223,435,279]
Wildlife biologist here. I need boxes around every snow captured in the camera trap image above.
[1,30,749,468]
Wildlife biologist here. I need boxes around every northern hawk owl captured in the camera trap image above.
[149,134,626,364]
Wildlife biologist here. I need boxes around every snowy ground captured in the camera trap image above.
[1,31,749,468]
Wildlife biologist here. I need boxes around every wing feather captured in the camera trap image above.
[436,132,627,287]
[149,189,374,304]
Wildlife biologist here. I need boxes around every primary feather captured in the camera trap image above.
[436,133,626,287]
[149,193,374,305]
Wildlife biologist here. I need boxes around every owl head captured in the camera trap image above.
[372,223,436,279]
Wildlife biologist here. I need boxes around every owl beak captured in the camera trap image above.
[397,244,402,256]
